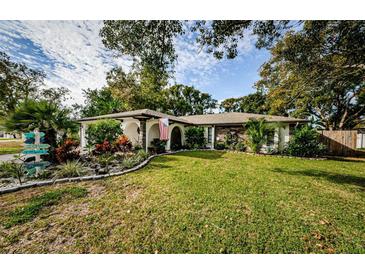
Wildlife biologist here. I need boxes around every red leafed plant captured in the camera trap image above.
[55,139,80,163]
[94,140,113,155]
[115,134,132,152]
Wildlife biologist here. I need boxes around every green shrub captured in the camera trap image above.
[0,161,27,184]
[185,127,206,149]
[53,160,86,178]
[244,118,270,153]
[122,150,148,169]
[284,125,326,157]
[234,141,246,152]
[224,131,239,149]
[3,187,87,228]
[86,119,123,145]
[215,141,226,150]
[135,150,148,161]
[122,156,140,169]
[150,138,167,154]
[96,153,115,173]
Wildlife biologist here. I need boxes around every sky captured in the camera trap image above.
[0,20,270,105]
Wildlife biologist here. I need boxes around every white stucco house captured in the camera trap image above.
[77,109,307,152]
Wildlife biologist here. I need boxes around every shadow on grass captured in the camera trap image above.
[176,150,226,160]
[325,156,365,163]
[272,168,365,189]
[147,154,178,169]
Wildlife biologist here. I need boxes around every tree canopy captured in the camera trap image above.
[220,91,267,114]
[79,87,125,118]
[0,51,45,117]
[162,84,217,116]
[100,20,184,77]
[256,21,365,129]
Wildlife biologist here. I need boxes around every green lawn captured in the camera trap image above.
[0,151,364,253]
[0,140,23,155]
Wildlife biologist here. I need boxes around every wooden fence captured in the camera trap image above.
[318,130,359,156]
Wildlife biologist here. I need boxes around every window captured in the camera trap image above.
[267,129,275,146]
[289,124,296,136]
[207,127,212,144]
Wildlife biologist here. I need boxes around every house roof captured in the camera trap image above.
[77,109,307,125]
[77,109,191,124]
[180,112,307,125]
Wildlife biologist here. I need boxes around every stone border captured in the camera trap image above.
[0,150,208,195]
[0,149,327,195]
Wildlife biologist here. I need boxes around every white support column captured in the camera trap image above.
[274,127,280,150]
[212,126,215,149]
[80,123,88,149]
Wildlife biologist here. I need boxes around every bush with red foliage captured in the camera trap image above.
[55,139,80,163]
[93,140,113,155]
[115,134,132,152]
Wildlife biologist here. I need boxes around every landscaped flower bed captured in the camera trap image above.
[0,149,150,191]
[0,119,154,192]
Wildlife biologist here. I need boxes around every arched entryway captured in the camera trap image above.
[148,123,160,147]
[124,122,139,145]
[170,126,182,150]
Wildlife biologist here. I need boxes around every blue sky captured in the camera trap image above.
[0,20,270,105]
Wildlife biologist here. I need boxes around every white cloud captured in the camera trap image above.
[0,20,132,105]
[0,20,256,105]
[173,23,255,88]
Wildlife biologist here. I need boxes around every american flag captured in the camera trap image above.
[159,118,169,140]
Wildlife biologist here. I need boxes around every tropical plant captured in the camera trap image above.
[284,125,327,157]
[244,118,271,153]
[54,139,80,163]
[93,140,113,155]
[135,150,148,161]
[96,153,115,173]
[86,119,123,145]
[3,99,77,157]
[185,127,206,149]
[53,160,86,178]
[150,139,167,154]
[115,134,132,152]
[122,155,140,169]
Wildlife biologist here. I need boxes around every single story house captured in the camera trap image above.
[77,109,307,152]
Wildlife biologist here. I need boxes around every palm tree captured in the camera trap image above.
[244,118,272,153]
[4,99,77,153]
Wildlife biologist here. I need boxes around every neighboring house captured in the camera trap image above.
[77,109,307,152]
[0,131,16,139]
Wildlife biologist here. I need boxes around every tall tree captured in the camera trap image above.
[106,66,166,111]
[162,84,217,116]
[0,51,45,117]
[257,21,365,129]
[100,20,184,78]
[36,87,72,106]
[79,87,126,118]
[220,92,267,114]
[193,20,292,58]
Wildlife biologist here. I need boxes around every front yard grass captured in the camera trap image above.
[0,140,23,155]
[0,151,364,253]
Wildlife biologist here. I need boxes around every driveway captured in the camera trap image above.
[0,154,20,162]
